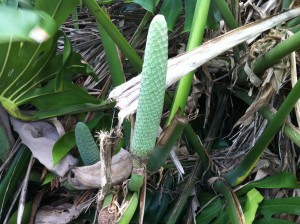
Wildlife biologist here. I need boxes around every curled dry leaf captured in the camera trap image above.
[68,149,132,190]
[234,85,274,127]
[35,201,90,224]
[10,118,78,177]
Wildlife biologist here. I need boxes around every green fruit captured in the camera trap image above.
[75,122,99,165]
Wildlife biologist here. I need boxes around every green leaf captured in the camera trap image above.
[116,192,138,224]
[255,197,300,223]
[183,0,197,32]
[244,189,263,224]
[42,172,56,185]
[0,145,31,220]
[196,193,225,223]
[35,0,79,30]
[52,131,76,166]
[0,0,104,121]
[21,81,101,110]
[237,173,299,196]
[159,0,183,31]
[131,0,156,13]
[206,0,222,30]
[0,6,56,43]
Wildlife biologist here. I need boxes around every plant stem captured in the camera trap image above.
[253,30,300,75]
[83,0,143,72]
[167,0,211,125]
[224,77,300,186]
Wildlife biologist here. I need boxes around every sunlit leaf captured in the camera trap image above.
[244,189,263,224]
[0,6,56,43]
[237,173,299,196]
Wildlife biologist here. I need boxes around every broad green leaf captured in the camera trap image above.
[183,0,197,32]
[159,0,183,31]
[255,197,300,224]
[0,0,101,121]
[131,0,156,13]
[244,189,263,224]
[206,0,222,30]
[237,173,299,196]
[52,131,76,166]
[213,209,231,224]
[35,0,79,30]
[0,24,110,120]
[282,0,294,10]
[0,6,56,43]
[196,193,224,223]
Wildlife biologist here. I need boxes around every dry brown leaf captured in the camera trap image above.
[234,84,274,127]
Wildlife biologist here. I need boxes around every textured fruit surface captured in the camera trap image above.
[75,122,100,165]
[131,15,168,158]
